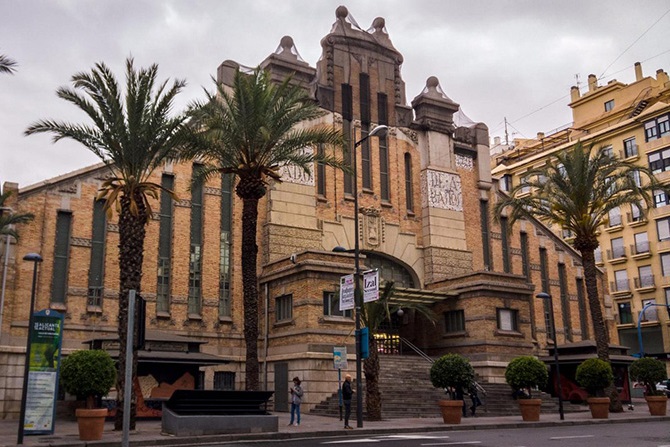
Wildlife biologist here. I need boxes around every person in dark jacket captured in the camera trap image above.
[342,374,354,429]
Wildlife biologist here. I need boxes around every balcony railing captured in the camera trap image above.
[631,241,651,256]
[634,275,655,289]
[607,246,627,260]
[610,279,630,293]
[626,211,646,224]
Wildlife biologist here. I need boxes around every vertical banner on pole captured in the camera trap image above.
[363,269,379,303]
[339,274,355,311]
[23,310,64,435]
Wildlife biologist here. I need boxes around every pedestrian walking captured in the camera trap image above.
[342,374,354,429]
[289,376,303,426]
[468,381,486,416]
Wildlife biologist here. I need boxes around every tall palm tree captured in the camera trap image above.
[494,141,670,412]
[0,54,17,74]
[0,190,34,238]
[361,281,435,420]
[25,58,188,429]
[186,68,344,390]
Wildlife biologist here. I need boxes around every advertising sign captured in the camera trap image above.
[339,274,355,311]
[23,310,64,435]
[333,346,348,370]
[363,269,379,303]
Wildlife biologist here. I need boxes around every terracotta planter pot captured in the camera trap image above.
[518,398,542,421]
[75,408,108,441]
[586,397,610,419]
[645,395,668,416]
[437,399,463,424]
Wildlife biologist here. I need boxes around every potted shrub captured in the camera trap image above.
[575,358,613,419]
[504,356,548,421]
[60,349,117,440]
[429,353,475,424]
[630,357,668,416]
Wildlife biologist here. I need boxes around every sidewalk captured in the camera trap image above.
[1,400,666,447]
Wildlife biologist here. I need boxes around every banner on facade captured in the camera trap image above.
[333,346,348,370]
[339,274,355,311]
[23,309,64,436]
[363,269,379,303]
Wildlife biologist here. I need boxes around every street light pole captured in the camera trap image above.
[352,124,387,428]
[18,253,43,445]
[536,292,564,420]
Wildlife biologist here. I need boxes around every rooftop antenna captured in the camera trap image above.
[504,117,509,146]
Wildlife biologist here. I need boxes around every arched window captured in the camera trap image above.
[364,253,415,288]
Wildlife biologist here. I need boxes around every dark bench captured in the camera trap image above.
[165,390,273,415]
[161,390,277,436]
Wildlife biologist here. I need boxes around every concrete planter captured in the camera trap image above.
[518,398,542,421]
[437,399,463,424]
[586,397,610,419]
[645,395,668,416]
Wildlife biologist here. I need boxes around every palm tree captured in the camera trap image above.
[494,141,670,412]
[186,68,344,390]
[0,190,34,239]
[361,281,435,420]
[0,54,17,74]
[25,58,188,429]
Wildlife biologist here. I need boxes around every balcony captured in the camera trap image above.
[630,242,652,259]
[626,211,647,227]
[609,279,631,295]
[620,145,639,160]
[605,214,624,232]
[606,246,627,264]
[634,275,656,291]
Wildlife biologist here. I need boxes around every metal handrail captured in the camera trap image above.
[399,337,434,363]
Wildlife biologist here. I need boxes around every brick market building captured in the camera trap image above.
[0,6,611,418]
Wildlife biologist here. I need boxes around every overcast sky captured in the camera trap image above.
[2,0,670,188]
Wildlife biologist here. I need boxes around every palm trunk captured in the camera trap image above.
[241,195,260,391]
[114,192,147,430]
[580,249,623,412]
[364,336,382,420]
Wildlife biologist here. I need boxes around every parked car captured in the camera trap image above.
[656,379,670,396]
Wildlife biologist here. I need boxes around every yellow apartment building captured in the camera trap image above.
[493,62,670,362]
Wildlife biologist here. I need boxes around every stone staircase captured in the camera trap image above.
[310,355,587,419]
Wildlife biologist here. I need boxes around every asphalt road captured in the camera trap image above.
[202,421,670,447]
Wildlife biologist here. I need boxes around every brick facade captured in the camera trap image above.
[0,7,609,418]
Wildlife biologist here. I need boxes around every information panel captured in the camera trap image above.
[24,310,64,435]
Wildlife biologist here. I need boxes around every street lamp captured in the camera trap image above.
[536,292,564,420]
[352,124,388,428]
[18,253,43,445]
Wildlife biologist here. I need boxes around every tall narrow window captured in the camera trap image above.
[558,263,572,341]
[87,199,107,309]
[404,153,413,213]
[361,126,371,189]
[51,211,72,304]
[360,74,371,190]
[576,278,588,339]
[157,174,174,314]
[378,93,390,202]
[316,144,326,197]
[342,84,353,196]
[539,248,552,338]
[219,174,233,318]
[520,232,530,279]
[188,165,204,316]
[480,200,492,270]
[500,217,510,273]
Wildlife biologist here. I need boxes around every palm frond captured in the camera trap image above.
[0,54,17,74]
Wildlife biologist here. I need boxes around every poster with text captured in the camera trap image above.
[24,310,63,436]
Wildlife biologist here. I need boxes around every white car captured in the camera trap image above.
[655,380,670,396]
